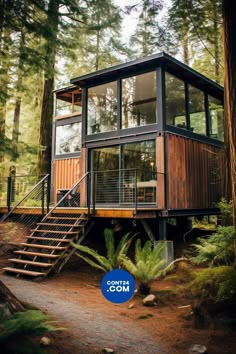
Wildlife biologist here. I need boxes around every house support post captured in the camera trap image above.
[158,217,167,240]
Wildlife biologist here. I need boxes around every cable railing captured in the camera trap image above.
[43,172,90,220]
[0,174,50,222]
[92,168,159,211]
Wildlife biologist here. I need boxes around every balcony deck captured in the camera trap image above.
[0,206,160,219]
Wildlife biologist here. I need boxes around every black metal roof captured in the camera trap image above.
[70,52,223,98]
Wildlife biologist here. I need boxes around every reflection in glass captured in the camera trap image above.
[87,81,117,134]
[208,95,224,141]
[122,72,156,128]
[56,90,82,116]
[165,73,186,128]
[55,122,81,155]
[122,141,156,181]
[91,146,119,204]
[189,85,206,135]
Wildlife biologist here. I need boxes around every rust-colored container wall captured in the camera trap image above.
[53,157,81,202]
[166,134,225,209]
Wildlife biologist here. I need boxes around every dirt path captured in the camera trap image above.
[1,274,167,354]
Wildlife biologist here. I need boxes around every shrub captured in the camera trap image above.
[217,198,233,226]
[187,266,236,304]
[121,240,167,295]
[72,228,133,272]
[191,226,235,266]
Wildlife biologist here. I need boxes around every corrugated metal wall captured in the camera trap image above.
[53,157,81,202]
[166,134,225,209]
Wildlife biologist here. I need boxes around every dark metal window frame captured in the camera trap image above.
[53,115,82,160]
[83,67,163,144]
[163,70,224,147]
[81,65,224,150]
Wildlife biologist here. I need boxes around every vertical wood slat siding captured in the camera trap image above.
[156,136,165,209]
[53,157,80,202]
[167,134,225,209]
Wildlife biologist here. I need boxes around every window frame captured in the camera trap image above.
[53,115,82,160]
[84,68,162,143]
[164,70,224,145]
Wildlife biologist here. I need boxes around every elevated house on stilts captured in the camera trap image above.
[0,53,225,279]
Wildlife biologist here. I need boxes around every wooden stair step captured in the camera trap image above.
[20,243,66,250]
[36,222,81,227]
[9,259,53,267]
[31,229,79,234]
[3,267,45,277]
[48,216,87,220]
[14,250,60,258]
[26,236,72,243]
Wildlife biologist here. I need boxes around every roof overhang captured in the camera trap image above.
[70,52,223,99]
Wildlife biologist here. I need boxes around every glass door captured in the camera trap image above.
[91,146,119,204]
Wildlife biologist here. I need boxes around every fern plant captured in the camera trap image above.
[121,240,167,295]
[0,309,61,353]
[191,226,235,266]
[72,228,134,272]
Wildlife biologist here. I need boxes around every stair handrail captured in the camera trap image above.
[40,172,90,222]
[0,174,50,222]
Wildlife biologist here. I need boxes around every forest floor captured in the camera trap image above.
[0,224,236,354]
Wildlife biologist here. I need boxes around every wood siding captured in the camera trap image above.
[166,134,225,209]
[53,157,81,202]
[156,135,165,209]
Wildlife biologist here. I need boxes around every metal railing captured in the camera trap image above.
[0,174,50,222]
[44,172,90,219]
[91,168,158,211]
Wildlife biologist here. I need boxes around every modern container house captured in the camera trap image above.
[2,52,225,278]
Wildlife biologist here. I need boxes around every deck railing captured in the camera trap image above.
[91,168,158,211]
[0,174,50,222]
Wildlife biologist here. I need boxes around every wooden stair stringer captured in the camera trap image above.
[5,213,91,278]
[55,219,96,274]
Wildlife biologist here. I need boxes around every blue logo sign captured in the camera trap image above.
[101,269,135,304]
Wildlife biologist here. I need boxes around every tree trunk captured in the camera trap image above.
[0,280,25,315]
[37,78,54,174]
[12,97,21,159]
[12,30,25,161]
[37,0,59,175]
[222,0,236,226]
[183,32,189,65]
[0,28,11,164]
[213,1,220,83]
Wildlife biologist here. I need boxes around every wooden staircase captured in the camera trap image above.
[3,212,91,279]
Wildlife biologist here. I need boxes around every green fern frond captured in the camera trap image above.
[104,228,115,263]
[72,242,112,272]
[0,310,60,344]
[72,229,134,271]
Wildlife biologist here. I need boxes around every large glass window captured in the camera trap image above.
[87,81,117,134]
[122,141,156,181]
[55,122,81,155]
[208,95,224,141]
[189,85,206,135]
[122,71,157,129]
[165,73,187,128]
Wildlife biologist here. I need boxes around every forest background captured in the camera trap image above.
[0,0,228,186]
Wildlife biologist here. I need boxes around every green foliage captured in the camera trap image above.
[217,198,233,226]
[191,226,235,266]
[0,309,61,350]
[121,240,167,294]
[72,228,133,272]
[188,266,236,304]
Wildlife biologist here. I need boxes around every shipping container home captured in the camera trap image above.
[53,52,224,218]
[1,53,225,278]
